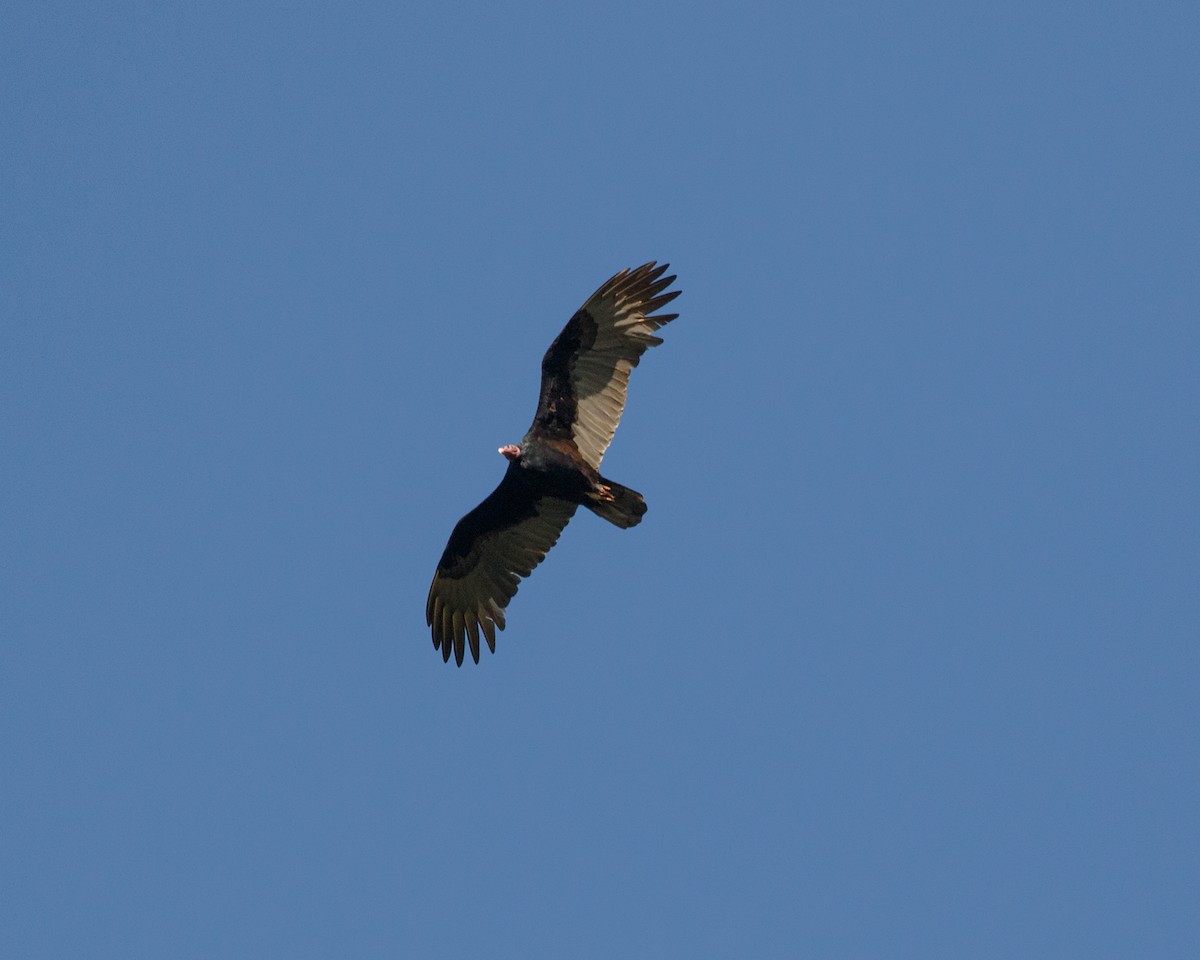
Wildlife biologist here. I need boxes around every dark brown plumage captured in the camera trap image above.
[426,262,681,665]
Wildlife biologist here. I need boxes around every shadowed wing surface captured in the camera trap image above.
[426,474,578,665]
[532,262,680,470]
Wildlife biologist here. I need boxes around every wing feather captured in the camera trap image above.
[531,262,681,470]
[427,472,577,665]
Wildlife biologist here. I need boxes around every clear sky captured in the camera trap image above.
[4,2,1198,957]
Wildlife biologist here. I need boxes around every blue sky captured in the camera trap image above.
[4,1,1198,957]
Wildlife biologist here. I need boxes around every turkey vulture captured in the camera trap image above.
[426,262,681,665]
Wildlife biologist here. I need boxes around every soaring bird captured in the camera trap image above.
[426,262,681,665]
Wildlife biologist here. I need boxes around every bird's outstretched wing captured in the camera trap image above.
[530,262,680,470]
[426,471,578,665]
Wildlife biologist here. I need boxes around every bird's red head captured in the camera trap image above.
[499,444,521,462]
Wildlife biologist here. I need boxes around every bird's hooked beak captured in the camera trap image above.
[499,444,520,462]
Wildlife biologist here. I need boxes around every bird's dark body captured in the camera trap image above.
[517,435,599,491]
[426,262,679,664]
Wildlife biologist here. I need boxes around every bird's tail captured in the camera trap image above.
[586,477,647,529]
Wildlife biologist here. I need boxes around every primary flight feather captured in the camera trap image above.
[426,262,681,665]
